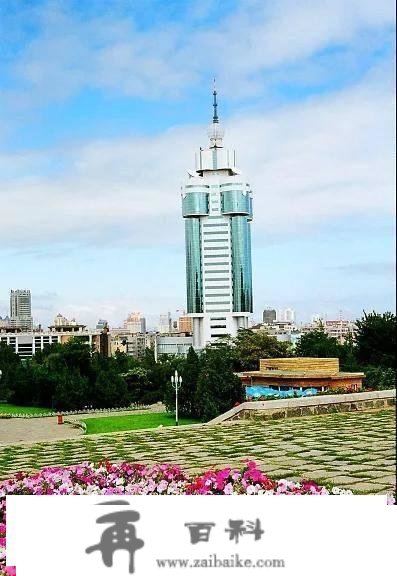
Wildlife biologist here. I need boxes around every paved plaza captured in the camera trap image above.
[0,409,395,494]
[0,404,165,444]
[0,416,82,444]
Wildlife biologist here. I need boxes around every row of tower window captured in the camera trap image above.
[205,269,229,273]
[203,246,228,250]
[184,183,245,189]
[203,239,228,243]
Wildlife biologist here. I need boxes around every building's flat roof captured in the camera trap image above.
[239,371,364,380]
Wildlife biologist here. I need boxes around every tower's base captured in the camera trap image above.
[189,313,249,349]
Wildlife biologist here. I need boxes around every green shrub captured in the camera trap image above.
[363,366,396,390]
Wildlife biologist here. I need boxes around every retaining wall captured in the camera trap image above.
[208,389,396,425]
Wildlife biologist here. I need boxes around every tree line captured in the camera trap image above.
[0,311,395,420]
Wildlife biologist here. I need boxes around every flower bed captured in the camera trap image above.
[0,460,394,573]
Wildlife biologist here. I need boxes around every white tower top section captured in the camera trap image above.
[194,86,240,176]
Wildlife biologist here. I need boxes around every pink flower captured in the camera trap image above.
[156,480,168,494]
[223,483,234,495]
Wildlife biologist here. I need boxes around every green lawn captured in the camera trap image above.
[0,403,53,415]
[82,412,200,434]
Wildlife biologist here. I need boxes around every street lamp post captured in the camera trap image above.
[171,369,182,426]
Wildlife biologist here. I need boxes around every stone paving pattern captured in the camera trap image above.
[0,409,395,494]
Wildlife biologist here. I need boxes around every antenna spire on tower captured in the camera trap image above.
[212,77,219,124]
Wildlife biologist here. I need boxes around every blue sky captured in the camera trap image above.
[0,0,395,329]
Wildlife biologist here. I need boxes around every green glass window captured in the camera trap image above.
[221,190,250,215]
[230,216,253,312]
[185,218,203,313]
[182,192,209,217]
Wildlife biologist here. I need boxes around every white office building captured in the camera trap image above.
[182,89,253,349]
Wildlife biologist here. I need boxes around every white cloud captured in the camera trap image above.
[3,0,395,105]
[0,73,394,249]
[0,1,395,327]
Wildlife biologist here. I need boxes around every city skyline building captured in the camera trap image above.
[178,314,193,334]
[263,308,277,325]
[49,314,86,333]
[53,313,72,327]
[124,312,146,334]
[96,318,109,330]
[283,308,296,323]
[182,87,253,348]
[277,308,296,323]
[9,289,33,331]
[0,316,11,328]
[311,313,324,324]
[158,312,172,334]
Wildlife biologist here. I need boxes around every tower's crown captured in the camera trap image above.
[208,82,224,147]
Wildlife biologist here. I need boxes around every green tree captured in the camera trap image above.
[354,311,396,369]
[232,328,291,371]
[123,366,150,405]
[140,349,183,404]
[11,363,33,405]
[53,368,90,411]
[24,361,56,408]
[195,344,244,421]
[363,366,396,390]
[338,333,360,372]
[295,325,341,359]
[0,341,21,400]
[91,363,130,408]
[163,347,201,417]
[113,349,130,373]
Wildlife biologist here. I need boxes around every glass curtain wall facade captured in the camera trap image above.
[185,217,204,313]
[230,215,253,312]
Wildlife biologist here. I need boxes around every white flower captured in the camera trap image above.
[246,485,257,495]
[223,483,234,495]
[157,480,168,493]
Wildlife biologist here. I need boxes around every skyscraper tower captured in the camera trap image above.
[10,289,33,331]
[182,86,253,349]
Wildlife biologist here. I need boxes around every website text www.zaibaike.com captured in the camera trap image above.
[156,553,286,569]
